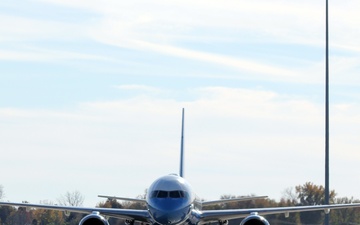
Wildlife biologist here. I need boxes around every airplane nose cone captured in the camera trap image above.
[148,199,191,225]
[154,214,176,225]
[151,209,189,225]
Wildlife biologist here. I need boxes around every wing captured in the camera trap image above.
[199,196,268,207]
[98,195,147,204]
[0,201,151,223]
[199,203,360,222]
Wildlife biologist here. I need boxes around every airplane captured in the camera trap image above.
[1,108,360,225]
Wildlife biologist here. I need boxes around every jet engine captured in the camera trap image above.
[240,214,270,225]
[79,212,109,225]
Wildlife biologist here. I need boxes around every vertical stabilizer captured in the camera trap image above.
[179,108,185,177]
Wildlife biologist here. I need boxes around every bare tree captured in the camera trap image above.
[281,187,297,203]
[0,185,4,200]
[57,190,85,206]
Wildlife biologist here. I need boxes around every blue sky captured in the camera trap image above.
[0,0,360,207]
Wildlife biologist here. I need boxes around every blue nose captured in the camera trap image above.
[149,199,191,225]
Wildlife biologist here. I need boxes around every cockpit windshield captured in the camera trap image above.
[151,190,186,199]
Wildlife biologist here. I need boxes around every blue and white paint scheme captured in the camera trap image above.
[1,109,360,225]
[147,174,195,225]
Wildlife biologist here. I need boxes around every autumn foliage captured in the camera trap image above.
[1,183,360,225]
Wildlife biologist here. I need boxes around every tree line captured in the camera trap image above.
[0,182,360,225]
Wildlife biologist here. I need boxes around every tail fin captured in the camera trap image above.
[179,108,185,177]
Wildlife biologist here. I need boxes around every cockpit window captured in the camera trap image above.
[179,191,185,198]
[169,191,180,198]
[169,191,186,198]
[151,191,159,198]
[151,190,186,199]
[157,191,168,198]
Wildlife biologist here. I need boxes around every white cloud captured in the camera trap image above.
[0,14,84,42]
[0,48,110,62]
[113,84,162,93]
[36,0,359,48]
[2,0,358,53]
[1,86,359,205]
[2,0,359,84]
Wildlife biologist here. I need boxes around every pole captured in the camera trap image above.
[324,0,330,224]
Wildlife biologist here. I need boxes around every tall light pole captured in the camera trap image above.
[324,0,330,224]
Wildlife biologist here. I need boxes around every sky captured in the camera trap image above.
[0,0,360,207]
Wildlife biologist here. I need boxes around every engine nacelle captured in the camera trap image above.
[79,212,110,225]
[240,214,270,225]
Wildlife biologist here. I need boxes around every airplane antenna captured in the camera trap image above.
[179,108,185,177]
